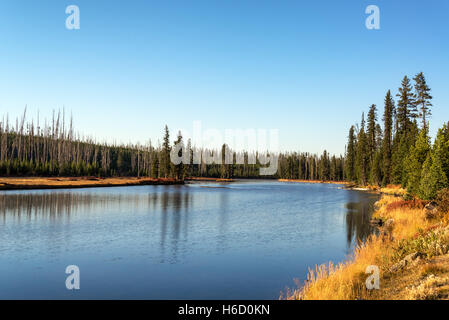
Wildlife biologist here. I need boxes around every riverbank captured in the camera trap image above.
[348,184,407,197]
[286,194,449,300]
[185,177,234,182]
[277,179,406,197]
[278,179,348,185]
[0,177,184,191]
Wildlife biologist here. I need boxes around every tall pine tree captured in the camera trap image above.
[382,90,395,186]
[367,104,378,182]
[162,125,171,178]
[356,114,369,185]
[413,72,433,131]
[345,126,357,182]
[396,76,417,134]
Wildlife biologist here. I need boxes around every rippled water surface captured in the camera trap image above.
[0,181,379,299]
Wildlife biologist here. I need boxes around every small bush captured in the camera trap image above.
[405,274,449,300]
[393,228,449,261]
[386,199,428,212]
[436,188,449,215]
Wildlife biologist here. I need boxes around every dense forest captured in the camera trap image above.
[345,72,449,200]
[1,72,448,200]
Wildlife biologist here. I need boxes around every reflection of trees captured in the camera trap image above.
[150,186,192,263]
[345,192,379,248]
[0,192,120,222]
[0,187,195,263]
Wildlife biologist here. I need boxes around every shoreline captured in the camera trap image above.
[287,194,449,300]
[0,176,407,195]
[0,177,184,191]
[276,179,406,196]
[185,177,234,182]
[277,179,348,185]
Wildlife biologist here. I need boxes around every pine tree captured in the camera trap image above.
[382,90,395,185]
[419,127,449,199]
[434,124,449,179]
[356,114,369,185]
[345,126,356,182]
[413,72,433,131]
[396,76,417,134]
[320,150,330,180]
[367,104,377,179]
[406,127,431,196]
[162,125,171,178]
[419,151,448,200]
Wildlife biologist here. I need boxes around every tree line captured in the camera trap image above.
[345,72,449,199]
[2,71,446,200]
[0,111,343,181]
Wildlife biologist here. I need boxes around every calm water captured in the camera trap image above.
[0,180,379,299]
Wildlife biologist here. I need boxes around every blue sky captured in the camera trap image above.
[0,0,448,154]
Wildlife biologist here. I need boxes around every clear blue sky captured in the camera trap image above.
[0,0,448,155]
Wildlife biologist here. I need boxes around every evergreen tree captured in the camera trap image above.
[419,127,449,199]
[396,76,417,134]
[320,150,330,180]
[419,151,448,200]
[382,90,395,185]
[406,127,431,196]
[162,125,171,178]
[356,114,369,185]
[345,126,356,182]
[434,124,449,179]
[367,104,377,178]
[413,72,433,131]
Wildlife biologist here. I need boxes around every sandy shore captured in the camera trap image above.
[0,177,184,191]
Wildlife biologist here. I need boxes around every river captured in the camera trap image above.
[0,180,379,299]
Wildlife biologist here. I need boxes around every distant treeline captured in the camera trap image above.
[2,72,447,199]
[0,111,342,181]
[345,72,449,200]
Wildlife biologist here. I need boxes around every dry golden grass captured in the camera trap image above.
[404,274,449,300]
[287,194,449,300]
[380,185,407,196]
[292,235,389,300]
[420,261,449,277]
[375,199,431,240]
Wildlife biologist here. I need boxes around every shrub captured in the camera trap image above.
[386,199,428,211]
[436,188,449,214]
[393,228,449,260]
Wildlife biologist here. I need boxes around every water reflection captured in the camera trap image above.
[0,187,377,252]
[0,189,192,219]
[344,191,379,248]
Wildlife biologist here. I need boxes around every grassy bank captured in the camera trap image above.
[286,191,449,300]
[0,177,184,191]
